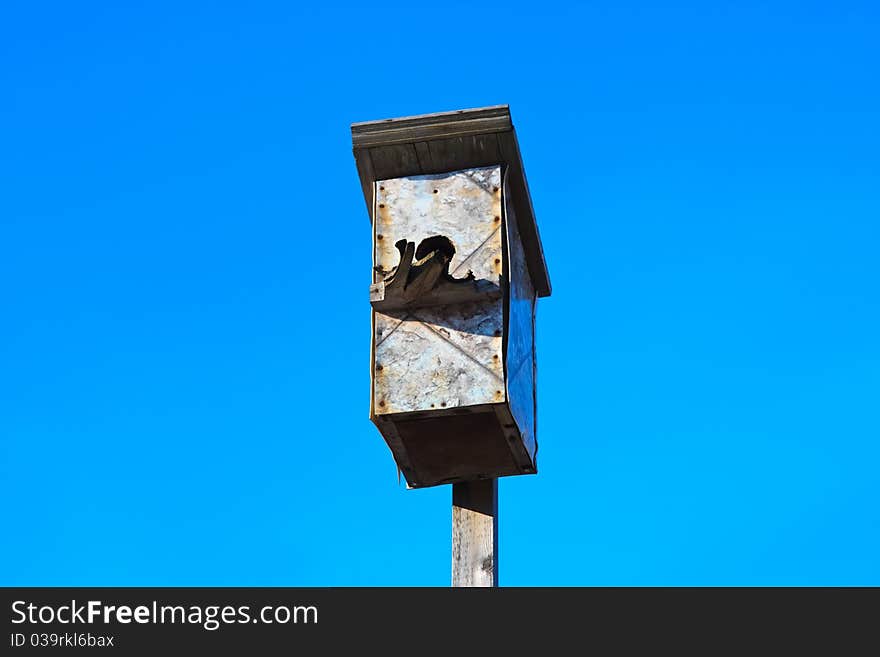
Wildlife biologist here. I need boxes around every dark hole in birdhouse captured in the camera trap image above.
[415,235,456,262]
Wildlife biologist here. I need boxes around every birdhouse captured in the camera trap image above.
[352,106,551,488]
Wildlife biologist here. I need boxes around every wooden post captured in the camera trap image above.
[452,479,498,587]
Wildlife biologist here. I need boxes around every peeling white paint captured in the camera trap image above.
[373,167,504,415]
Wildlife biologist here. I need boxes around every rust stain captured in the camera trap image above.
[377,194,391,225]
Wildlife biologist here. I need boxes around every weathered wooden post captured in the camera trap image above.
[351,105,551,587]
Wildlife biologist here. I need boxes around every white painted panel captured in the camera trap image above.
[372,167,505,415]
[375,316,503,414]
[374,166,502,283]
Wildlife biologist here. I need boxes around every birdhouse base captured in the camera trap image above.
[372,402,536,488]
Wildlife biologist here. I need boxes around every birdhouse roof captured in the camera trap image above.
[351,105,551,298]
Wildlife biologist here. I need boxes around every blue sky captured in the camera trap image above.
[2,1,878,585]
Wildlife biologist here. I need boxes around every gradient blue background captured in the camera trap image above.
[2,1,878,585]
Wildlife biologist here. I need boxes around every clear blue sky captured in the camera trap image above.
[2,1,878,585]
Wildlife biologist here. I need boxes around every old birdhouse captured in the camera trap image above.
[351,105,551,488]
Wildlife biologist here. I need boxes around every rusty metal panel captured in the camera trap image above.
[374,314,503,414]
[504,183,537,462]
[373,166,503,284]
[372,166,504,416]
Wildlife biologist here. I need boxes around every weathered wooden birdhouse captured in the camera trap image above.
[352,106,551,488]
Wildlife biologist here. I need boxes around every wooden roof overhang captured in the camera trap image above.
[351,105,551,297]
